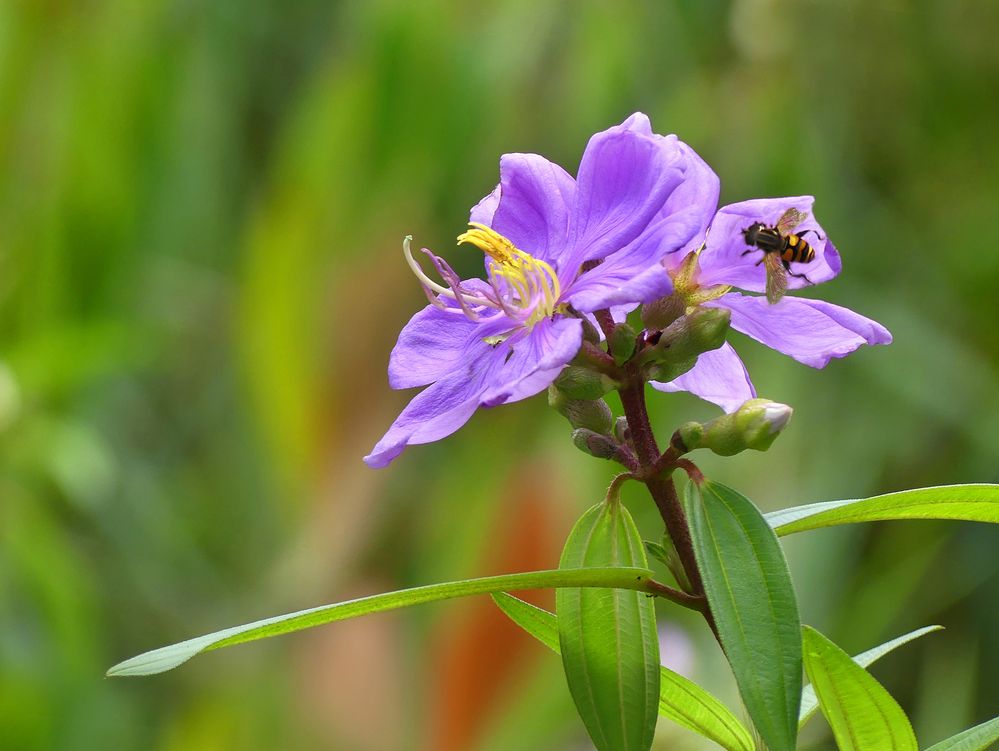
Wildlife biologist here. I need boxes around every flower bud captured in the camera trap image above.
[613,416,631,446]
[608,323,637,365]
[683,398,793,456]
[641,293,686,331]
[571,428,621,460]
[677,421,703,452]
[553,365,618,400]
[548,385,614,434]
[640,307,731,382]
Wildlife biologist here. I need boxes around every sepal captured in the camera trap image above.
[681,398,793,456]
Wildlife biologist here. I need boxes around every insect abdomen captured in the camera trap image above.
[781,234,814,264]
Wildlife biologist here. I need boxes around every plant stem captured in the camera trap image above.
[645,579,708,613]
[614,363,719,641]
[592,310,719,639]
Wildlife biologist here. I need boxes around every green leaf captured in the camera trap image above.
[106,566,653,677]
[924,716,999,751]
[801,625,918,751]
[799,625,942,728]
[767,484,999,536]
[493,593,755,751]
[556,498,660,751]
[684,480,801,751]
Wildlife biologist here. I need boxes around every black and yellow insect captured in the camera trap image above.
[741,208,820,304]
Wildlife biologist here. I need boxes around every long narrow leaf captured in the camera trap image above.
[802,626,918,751]
[924,716,999,751]
[107,566,652,677]
[493,593,754,751]
[557,499,660,751]
[767,484,999,536]
[685,480,801,751]
[799,625,942,728]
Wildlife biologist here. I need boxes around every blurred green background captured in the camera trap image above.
[1,1,997,749]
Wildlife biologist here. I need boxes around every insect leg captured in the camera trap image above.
[787,270,814,285]
[798,229,825,241]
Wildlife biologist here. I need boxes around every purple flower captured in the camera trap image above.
[652,196,892,411]
[365,114,716,467]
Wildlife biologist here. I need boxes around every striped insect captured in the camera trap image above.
[741,208,821,304]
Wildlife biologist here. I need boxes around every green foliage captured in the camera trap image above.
[923,716,999,751]
[799,625,943,728]
[768,484,999,535]
[684,480,802,751]
[802,625,918,751]
[107,566,652,677]
[493,593,755,751]
[556,497,660,751]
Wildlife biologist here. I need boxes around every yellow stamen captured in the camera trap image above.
[457,223,519,265]
[457,223,562,327]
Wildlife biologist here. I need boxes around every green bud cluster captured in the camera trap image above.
[552,365,617,400]
[679,398,793,456]
[639,307,731,383]
[549,363,624,462]
[548,385,614,435]
[571,428,620,460]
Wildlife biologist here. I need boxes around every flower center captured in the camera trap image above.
[457,223,561,327]
[402,225,562,334]
[670,250,731,305]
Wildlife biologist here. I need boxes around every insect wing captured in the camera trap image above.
[776,207,807,236]
[764,252,788,304]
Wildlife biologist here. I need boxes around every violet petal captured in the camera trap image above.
[469,183,501,226]
[565,218,676,312]
[651,342,756,413]
[658,141,721,259]
[559,123,685,279]
[388,302,509,390]
[698,196,841,292]
[484,153,575,265]
[364,344,504,468]
[711,293,892,368]
[481,316,584,406]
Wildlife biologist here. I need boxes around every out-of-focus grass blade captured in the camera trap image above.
[799,624,943,728]
[556,498,660,751]
[802,626,918,751]
[493,593,754,751]
[106,567,652,677]
[924,716,999,751]
[685,481,801,751]
[767,484,999,536]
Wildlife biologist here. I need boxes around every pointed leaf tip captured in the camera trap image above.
[106,567,653,677]
[768,483,999,535]
[799,624,943,728]
[802,625,917,751]
[923,715,999,751]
